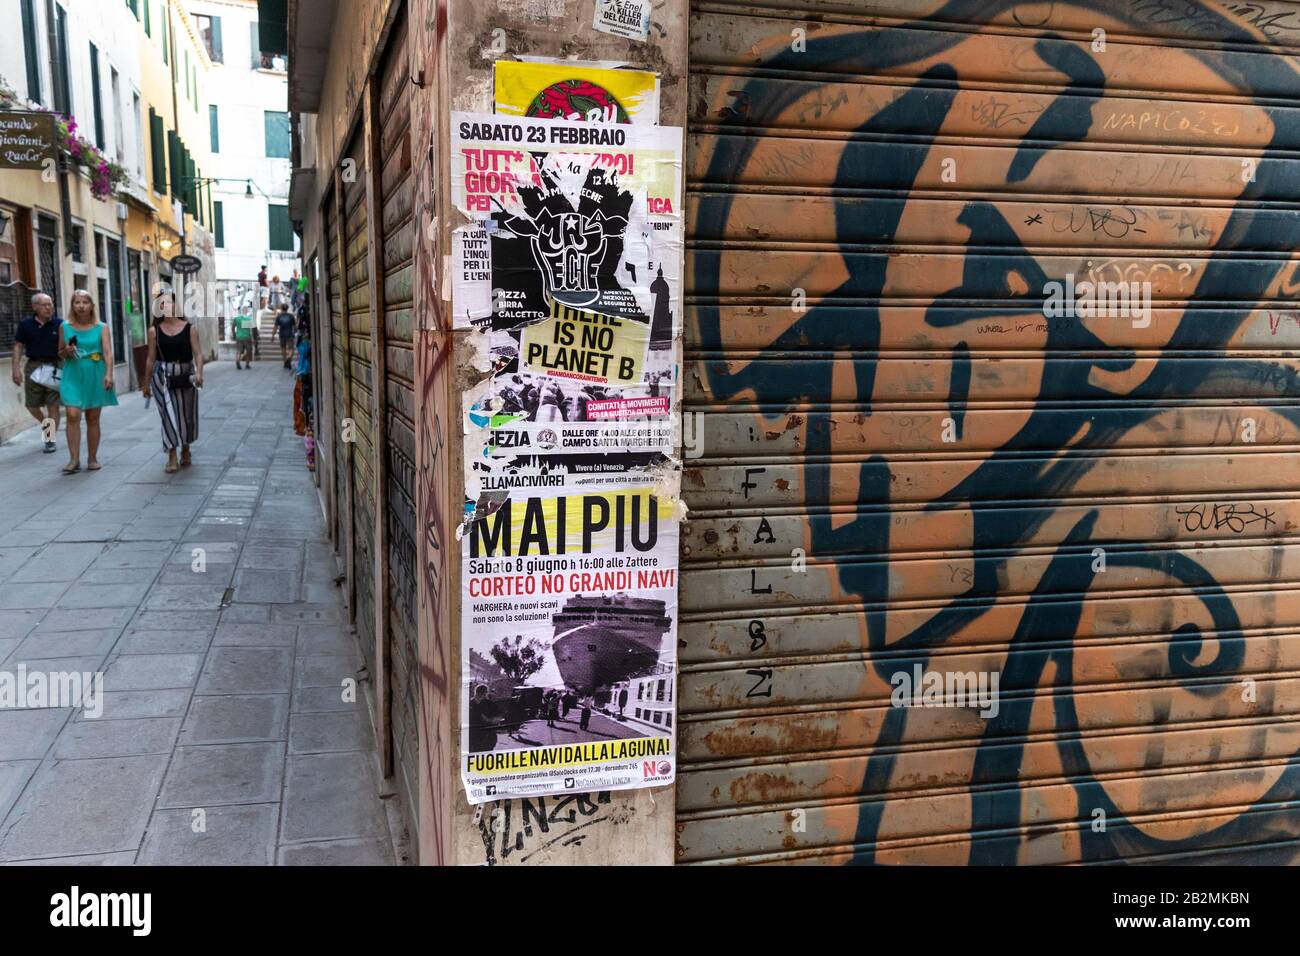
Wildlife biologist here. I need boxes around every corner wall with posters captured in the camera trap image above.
[436,0,690,865]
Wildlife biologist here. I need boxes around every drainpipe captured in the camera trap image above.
[43,0,73,294]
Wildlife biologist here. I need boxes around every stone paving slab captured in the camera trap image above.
[181,695,289,745]
[280,751,388,844]
[0,361,396,865]
[0,755,168,859]
[138,804,278,866]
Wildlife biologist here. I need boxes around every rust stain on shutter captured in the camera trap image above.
[679,0,1300,865]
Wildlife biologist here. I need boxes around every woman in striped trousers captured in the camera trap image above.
[142,290,204,473]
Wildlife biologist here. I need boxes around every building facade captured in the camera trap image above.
[186,0,298,322]
[0,0,218,442]
[287,0,1300,868]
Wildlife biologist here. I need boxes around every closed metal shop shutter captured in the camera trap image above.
[343,129,378,678]
[376,10,421,808]
[680,0,1300,865]
[326,187,350,579]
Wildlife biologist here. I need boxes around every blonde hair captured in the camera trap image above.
[69,289,97,322]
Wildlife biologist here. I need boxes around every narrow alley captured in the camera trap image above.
[0,358,402,865]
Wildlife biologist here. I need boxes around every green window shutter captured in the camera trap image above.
[180,146,194,210]
[214,201,225,248]
[162,14,168,64]
[89,44,105,149]
[210,16,223,62]
[209,104,219,153]
[149,109,166,192]
[127,0,138,18]
[20,0,40,103]
[193,164,203,224]
[144,0,151,37]
[167,129,180,198]
[263,110,290,158]
[268,204,294,251]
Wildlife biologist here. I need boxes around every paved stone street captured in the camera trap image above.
[0,357,401,865]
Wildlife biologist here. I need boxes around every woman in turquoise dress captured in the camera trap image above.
[58,289,117,474]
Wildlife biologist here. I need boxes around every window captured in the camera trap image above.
[209,105,219,153]
[167,128,180,199]
[89,44,105,149]
[54,5,71,116]
[149,108,166,193]
[144,0,151,37]
[263,111,290,158]
[250,21,260,68]
[656,679,665,702]
[133,92,144,177]
[111,68,125,164]
[195,13,222,63]
[214,201,224,248]
[20,0,40,104]
[69,224,84,263]
[268,204,294,251]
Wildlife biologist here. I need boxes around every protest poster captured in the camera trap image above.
[461,488,679,803]
[452,112,682,492]
[454,111,683,802]
[494,60,659,125]
[592,0,652,42]
[451,226,493,329]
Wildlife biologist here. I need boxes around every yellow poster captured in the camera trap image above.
[494,60,659,125]
[520,299,651,387]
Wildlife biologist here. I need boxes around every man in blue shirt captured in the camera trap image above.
[9,292,62,452]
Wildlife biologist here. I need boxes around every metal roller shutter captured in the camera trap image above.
[680,0,1300,865]
[376,10,420,808]
[326,188,351,584]
[343,129,378,680]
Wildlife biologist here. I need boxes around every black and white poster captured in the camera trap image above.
[454,111,684,803]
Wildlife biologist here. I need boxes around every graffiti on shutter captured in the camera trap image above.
[680,0,1300,864]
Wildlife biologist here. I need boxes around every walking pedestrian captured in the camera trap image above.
[268,275,285,311]
[545,693,559,728]
[290,268,306,312]
[10,292,62,453]
[142,289,204,474]
[275,304,295,368]
[233,310,256,368]
[257,264,269,309]
[57,290,117,475]
[579,703,591,732]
